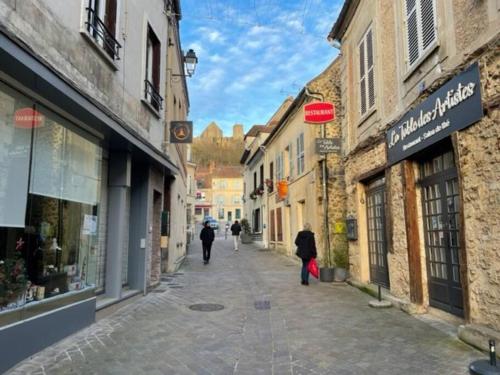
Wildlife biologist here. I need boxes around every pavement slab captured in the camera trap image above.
[7,233,483,374]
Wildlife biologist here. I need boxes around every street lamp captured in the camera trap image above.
[172,49,198,78]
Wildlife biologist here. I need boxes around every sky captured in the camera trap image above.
[179,0,343,136]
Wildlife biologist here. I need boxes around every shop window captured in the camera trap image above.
[218,208,224,220]
[405,0,437,69]
[235,209,241,219]
[0,86,102,312]
[359,26,375,116]
[144,25,163,111]
[195,207,202,216]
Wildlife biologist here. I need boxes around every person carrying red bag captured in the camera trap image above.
[294,223,317,285]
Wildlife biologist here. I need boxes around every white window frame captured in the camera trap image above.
[296,133,305,175]
[404,0,438,70]
[358,25,375,117]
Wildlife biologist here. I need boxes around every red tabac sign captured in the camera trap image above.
[14,107,44,128]
[304,102,335,124]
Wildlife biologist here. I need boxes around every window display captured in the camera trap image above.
[0,83,103,312]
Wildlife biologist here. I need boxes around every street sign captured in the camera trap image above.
[170,121,193,143]
[315,138,341,154]
[304,102,335,123]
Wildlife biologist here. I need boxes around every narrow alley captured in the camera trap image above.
[9,232,482,375]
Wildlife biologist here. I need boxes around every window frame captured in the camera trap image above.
[296,133,305,175]
[84,0,121,62]
[404,0,438,72]
[358,25,375,117]
[144,24,163,112]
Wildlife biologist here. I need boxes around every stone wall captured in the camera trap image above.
[387,163,410,300]
[455,48,500,330]
[344,141,386,280]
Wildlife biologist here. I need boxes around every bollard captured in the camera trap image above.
[378,285,381,302]
[491,340,497,367]
[469,339,499,375]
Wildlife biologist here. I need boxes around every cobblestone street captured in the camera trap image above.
[8,234,482,375]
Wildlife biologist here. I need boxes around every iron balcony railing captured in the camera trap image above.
[85,7,121,61]
[144,80,164,111]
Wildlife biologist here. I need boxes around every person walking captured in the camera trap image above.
[295,223,317,285]
[200,221,215,264]
[230,220,242,251]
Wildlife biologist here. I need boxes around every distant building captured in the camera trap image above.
[194,165,243,226]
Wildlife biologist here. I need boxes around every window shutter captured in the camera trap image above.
[104,0,117,37]
[359,40,367,115]
[366,29,375,109]
[289,143,294,177]
[420,0,436,49]
[406,1,420,66]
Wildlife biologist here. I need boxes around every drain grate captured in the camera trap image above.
[151,289,167,293]
[189,303,224,312]
[168,285,184,289]
[161,277,173,282]
[254,300,271,310]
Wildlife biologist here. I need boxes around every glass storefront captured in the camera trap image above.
[0,81,103,313]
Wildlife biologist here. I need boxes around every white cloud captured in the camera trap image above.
[195,67,225,91]
[208,30,225,43]
[208,54,224,63]
[226,69,266,92]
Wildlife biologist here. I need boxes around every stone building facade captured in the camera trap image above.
[328,0,500,349]
[260,59,347,265]
[0,0,191,370]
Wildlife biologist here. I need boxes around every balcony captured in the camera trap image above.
[144,80,164,111]
[85,7,121,61]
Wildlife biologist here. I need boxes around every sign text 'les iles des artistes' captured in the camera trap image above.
[315,138,341,154]
[304,102,335,123]
[386,62,483,165]
[170,121,193,143]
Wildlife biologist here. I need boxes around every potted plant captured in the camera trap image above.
[239,218,252,244]
[0,253,29,309]
[249,191,257,200]
[333,243,349,282]
[319,250,335,282]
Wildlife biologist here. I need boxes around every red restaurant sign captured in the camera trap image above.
[14,107,44,128]
[304,102,335,124]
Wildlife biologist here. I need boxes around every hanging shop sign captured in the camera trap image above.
[304,102,335,123]
[170,121,193,143]
[386,62,482,165]
[315,138,341,154]
[14,107,44,128]
[277,180,288,199]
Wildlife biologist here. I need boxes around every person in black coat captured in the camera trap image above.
[230,220,242,251]
[295,223,317,285]
[200,221,215,264]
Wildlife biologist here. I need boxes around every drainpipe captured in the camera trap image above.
[304,87,331,267]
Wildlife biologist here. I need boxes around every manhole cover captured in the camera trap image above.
[254,300,271,310]
[189,303,224,312]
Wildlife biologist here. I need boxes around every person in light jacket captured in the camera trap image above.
[200,221,215,264]
[295,223,317,285]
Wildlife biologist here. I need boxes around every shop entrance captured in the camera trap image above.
[420,150,463,317]
[366,177,390,288]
